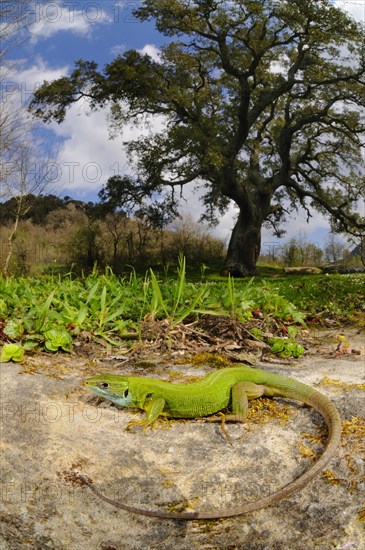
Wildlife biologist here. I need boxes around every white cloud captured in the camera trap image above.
[27,0,112,43]
[138,44,162,62]
[110,43,126,56]
[0,57,69,142]
[9,56,68,91]
[47,106,132,196]
[8,56,167,199]
[333,1,365,23]
[0,57,69,134]
[43,101,167,197]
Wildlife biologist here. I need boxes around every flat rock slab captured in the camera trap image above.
[284,267,322,274]
[1,328,364,549]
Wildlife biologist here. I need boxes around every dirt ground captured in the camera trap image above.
[0,325,364,549]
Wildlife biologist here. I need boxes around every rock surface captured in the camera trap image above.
[1,328,364,549]
[284,267,322,274]
[322,265,365,274]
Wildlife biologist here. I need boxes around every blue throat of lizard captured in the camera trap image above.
[88,385,134,407]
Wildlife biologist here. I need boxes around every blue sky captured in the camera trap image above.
[13,1,162,65]
[3,0,365,248]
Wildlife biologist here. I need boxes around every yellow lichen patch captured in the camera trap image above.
[167,496,200,513]
[162,479,174,487]
[296,429,327,461]
[322,417,365,493]
[323,470,342,486]
[342,416,365,438]
[298,441,317,460]
[167,370,190,382]
[358,506,365,522]
[186,352,232,369]
[247,397,294,425]
[301,432,326,444]
[160,468,178,487]
[19,364,66,379]
[344,454,359,476]
[341,417,365,484]
[319,375,365,391]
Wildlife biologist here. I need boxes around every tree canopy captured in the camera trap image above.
[30,0,365,275]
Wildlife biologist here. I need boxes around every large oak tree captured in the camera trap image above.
[30,0,364,275]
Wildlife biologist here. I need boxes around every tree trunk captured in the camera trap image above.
[225,211,262,276]
[3,210,20,277]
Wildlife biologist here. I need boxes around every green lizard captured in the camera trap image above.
[80,365,341,520]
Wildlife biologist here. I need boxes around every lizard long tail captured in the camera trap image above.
[76,388,341,520]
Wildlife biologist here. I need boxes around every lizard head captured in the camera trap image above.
[83,374,133,407]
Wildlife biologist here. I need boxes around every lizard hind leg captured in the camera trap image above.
[225,381,266,423]
[213,381,266,444]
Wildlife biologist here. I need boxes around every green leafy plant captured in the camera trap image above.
[250,327,264,339]
[0,265,363,361]
[3,320,24,339]
[269,338,305,358]
[43,329,73,352]
[0,343,25,362]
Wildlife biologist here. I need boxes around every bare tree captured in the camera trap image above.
[103,211,128,267]
[324,233,347,264]
[0,1,42,197]
[0,62,34,198]
[2,142,57,275]
[0,1,58,274]
[0,1,37,60]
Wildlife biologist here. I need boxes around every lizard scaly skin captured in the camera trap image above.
[79,365,341,520]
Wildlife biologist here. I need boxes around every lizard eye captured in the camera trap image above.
[99,382,109,389]
[123,389,129,398]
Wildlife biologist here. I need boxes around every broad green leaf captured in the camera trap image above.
[0,343,25,362]
[3,320,24,339]
[44,329,73,352]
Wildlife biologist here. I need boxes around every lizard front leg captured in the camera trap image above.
[126,397,166,432]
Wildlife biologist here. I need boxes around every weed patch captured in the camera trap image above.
[0,264,363,361]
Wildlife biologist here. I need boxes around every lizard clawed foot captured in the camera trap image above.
[202,412,248,445]
[126,419,149,432]
[126,419,165,433]
[200,412,233,445]
[217,412,232,445]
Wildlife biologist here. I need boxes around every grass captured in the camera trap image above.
[0,260,363,360]
[260,273,365,318]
